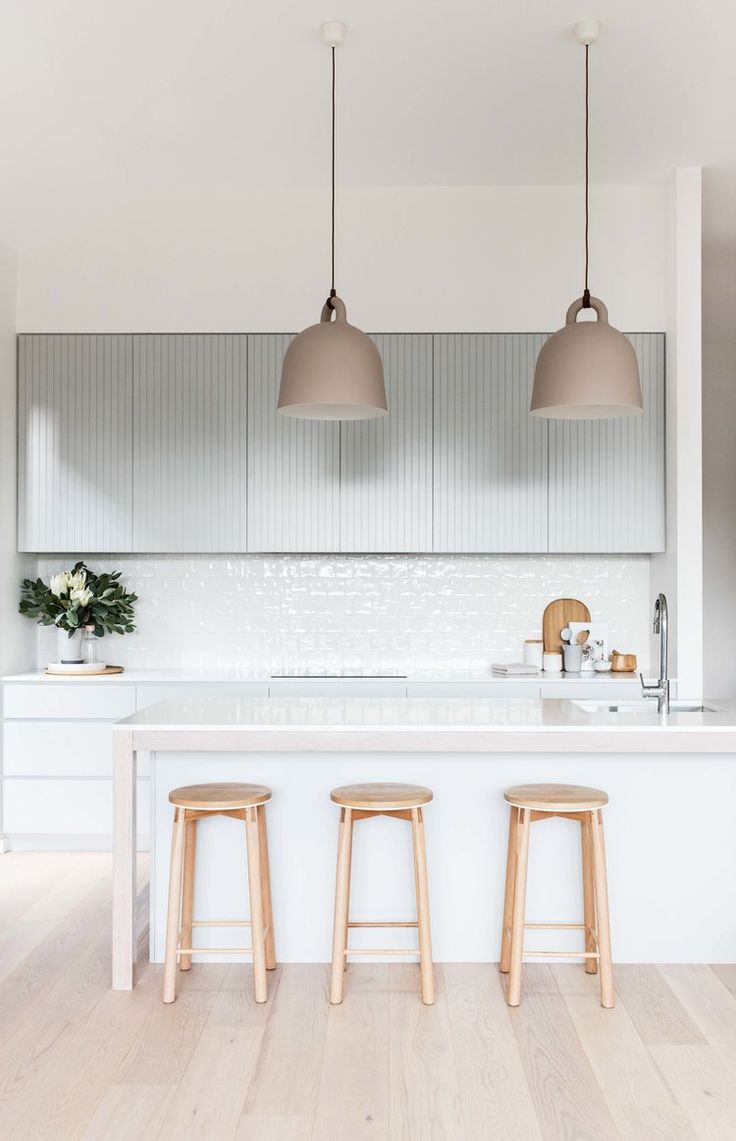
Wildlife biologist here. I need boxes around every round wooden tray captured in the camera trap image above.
[45,665,125,677]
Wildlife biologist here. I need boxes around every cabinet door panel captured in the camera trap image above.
[548,333,665,552]
[433,334,548,552]
[247,334,340,551]
[18,334,133,551]
[133,335,248,551]
[340,335,432,552]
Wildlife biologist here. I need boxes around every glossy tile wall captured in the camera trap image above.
[34,554,651,673]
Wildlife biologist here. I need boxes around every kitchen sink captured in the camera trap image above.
[573,700,720,715]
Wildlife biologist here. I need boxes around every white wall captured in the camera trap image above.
[0,242,34,674]
[16,185,667,332]
[703,342,736,697]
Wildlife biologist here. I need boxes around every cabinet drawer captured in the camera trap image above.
[269,679,408,698]
[135,683,269,710]
[3,778,149,834]
[3,721,149,777]
[3,683,136,721]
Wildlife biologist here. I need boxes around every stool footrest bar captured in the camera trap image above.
[523,923,586,930]
[344,948,419,956]
[522,950,600,959]
[192,919,251,927]
[347,921,418,929]
[177,947,253,956]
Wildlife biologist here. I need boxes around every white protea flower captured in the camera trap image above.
[68,569,88,592]
[49,573,69,597]
[70,586,93,607]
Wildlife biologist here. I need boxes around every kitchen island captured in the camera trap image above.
[112,695,736,989]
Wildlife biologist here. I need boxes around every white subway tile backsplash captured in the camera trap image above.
[34,554,651,674]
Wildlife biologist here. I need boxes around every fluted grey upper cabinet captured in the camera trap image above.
[433,334,549,552]
[341,335,432,552]
[548,333,665,553]
[18,335,133,552]
[132,335,248,551]
[247,335,340,552]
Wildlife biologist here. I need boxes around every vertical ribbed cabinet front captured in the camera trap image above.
[18,334,133,552]
[340,334,433,552]
[132,335,248,552]
[247,334,341,552]
[548,333,665,553]
[433,334,549,552]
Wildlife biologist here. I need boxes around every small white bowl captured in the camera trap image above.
[593,661,612,673]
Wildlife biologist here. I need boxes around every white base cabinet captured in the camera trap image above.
[2,674,649,850]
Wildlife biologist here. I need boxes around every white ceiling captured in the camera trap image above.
[0,0,733,330]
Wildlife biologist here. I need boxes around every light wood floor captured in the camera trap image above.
[1,854,736,1140]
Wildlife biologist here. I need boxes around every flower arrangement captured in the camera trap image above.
[19,562,138,639]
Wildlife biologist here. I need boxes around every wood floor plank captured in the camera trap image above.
[659,964,736,1053]
[650,1045,736,1140]
[614,965,707,1046]
[388,970,464,1140]
[444,964,542,1141]
[80,1084,176,1140]
[710,963,736,999]
[313,989,390,1140]
[243,964,329,1117]
[509,972,621,1140]
[235,1114,315,1140]
[0,852,84,924]
[158,986,267,1139]
[0,854,109,983]
[560,972,696,1140]
[116,987,218,1086]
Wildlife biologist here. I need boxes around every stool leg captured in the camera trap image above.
[507,807,531,1007]
[500,806,519,973]
[591,809,615,1008]
[257,804,277,970]
[411,806,435,1005]
[163,807,186,1003]
[330,806,354,1004]
[581,814,598,975]
[245,806,268,1003]
[179,817,197,972]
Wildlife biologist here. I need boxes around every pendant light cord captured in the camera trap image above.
[583,43,591,309]
[329,45,337,305]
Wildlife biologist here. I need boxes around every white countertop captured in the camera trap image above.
[1,667,646,685]
[113,695,736,753]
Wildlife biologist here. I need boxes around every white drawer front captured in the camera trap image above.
[407,682,540,699]
[269,680,408,698]
[135,683,269,710]
[3,778,149,834]
[3,683,136,721]
[3,721,149,778]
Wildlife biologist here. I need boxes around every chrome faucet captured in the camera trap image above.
[640,593,670,713]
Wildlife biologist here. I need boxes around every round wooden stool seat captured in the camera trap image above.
[330,782,434,811]
[504,783,608,813]
[168,782,272,811]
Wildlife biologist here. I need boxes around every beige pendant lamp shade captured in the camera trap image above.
[530,19,642,420]
[277,22,387,421]
[278,296,386,420]
[531,296,642,419]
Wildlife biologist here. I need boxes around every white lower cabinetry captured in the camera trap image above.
[1,674,649,850]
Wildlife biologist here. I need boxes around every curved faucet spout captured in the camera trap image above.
[641,593,670,713]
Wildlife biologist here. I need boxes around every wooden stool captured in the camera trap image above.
[162,782,276,1005]
[499,783,614,1009]
[329,782,435,1006]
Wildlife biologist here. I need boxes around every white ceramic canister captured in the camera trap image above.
[542,651,562,673]
[524,639,544,669]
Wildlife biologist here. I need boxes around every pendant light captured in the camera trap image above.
[278,21,387,421]
[530,19,642,420]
